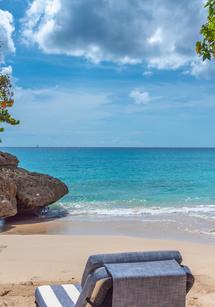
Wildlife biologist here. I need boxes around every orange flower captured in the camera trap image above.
[1,101,7,109]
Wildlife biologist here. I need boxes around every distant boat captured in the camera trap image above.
[36,144,40,148]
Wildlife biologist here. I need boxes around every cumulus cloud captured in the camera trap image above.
[22,0,207,73]
[0,9,15,62]
[130,89,151,105]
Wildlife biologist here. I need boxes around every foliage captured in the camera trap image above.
[0,74,20,142]
[196,0,215,60]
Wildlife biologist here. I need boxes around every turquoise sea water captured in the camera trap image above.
[2,148,215,219]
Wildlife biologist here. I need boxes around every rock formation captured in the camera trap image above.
[0,176,17,217]
[0,151,19,168]
[0,151,68,218]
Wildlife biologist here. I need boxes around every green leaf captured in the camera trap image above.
[0,71,20,142]
[196,0,215,61]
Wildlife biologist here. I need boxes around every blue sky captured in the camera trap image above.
[0,0,214,147]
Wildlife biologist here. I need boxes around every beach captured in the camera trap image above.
[1,148,215,306]
[1,0,215,304]
[0,218,215,307]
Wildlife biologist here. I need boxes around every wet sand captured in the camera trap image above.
[2,213,215,244]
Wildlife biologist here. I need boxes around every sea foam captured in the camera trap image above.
[53,201,215,219]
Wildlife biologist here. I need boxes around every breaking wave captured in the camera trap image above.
[48,200,215,219]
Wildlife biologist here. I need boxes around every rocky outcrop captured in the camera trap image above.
[0,176,17,217]
[0,151,19,168]
[0,151,68,218]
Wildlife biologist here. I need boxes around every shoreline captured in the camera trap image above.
[1,213,215,244]
[0,234,215,306]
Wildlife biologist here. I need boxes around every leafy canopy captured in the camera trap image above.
[0,74,20,142]
[196,0,215,60]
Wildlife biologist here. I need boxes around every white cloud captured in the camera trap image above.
[0,65,13,75]
[0,9,15,62]
[189,59,215,78]
[130,89,151,105]
[22,0,208,75]
[143,70,153,76]
[148,27,163,45]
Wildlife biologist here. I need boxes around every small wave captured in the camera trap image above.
[51,201,215,218]
[200,229,215,236]
[184,196,211,203]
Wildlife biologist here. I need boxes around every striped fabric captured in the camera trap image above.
[35,284,80,307]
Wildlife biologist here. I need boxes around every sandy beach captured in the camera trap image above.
[0,232,215,307]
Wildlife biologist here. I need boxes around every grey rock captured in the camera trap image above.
[0,176,17,218]
[0,152,19,168]
[0,151,68,217]
[6,168,68,211]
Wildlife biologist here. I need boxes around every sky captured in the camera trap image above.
[0,0,214,147]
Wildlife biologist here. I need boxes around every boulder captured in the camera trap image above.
[0,176,17,218]
[3,167,68,212]
[0,151,68,217]
[0,151,19,168]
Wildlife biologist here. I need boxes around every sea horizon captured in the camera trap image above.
[2,146,215,149]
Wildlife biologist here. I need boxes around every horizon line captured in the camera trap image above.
[1,146,215,149]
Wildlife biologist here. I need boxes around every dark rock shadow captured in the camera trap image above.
[0,206,70,234]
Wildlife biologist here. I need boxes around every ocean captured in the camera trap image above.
[3,147,215,220]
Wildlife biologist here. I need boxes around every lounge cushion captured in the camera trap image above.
[35,251,193,307]
[105,260,187,307]
[81,250,182,287]
[35,284,80,307]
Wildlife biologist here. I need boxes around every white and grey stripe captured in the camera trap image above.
[62,284,80,304]
[35,284,80,307]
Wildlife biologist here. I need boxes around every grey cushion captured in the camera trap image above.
[81,250,182,287]
[182,265,195,293]
[76,267,112,307]
[78,258,189,307]
[105,260,187,307]
[35,251,193,307]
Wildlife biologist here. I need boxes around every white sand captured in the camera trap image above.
[0,234,215,306]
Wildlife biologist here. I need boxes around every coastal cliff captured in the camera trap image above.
[0,151,68,218]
